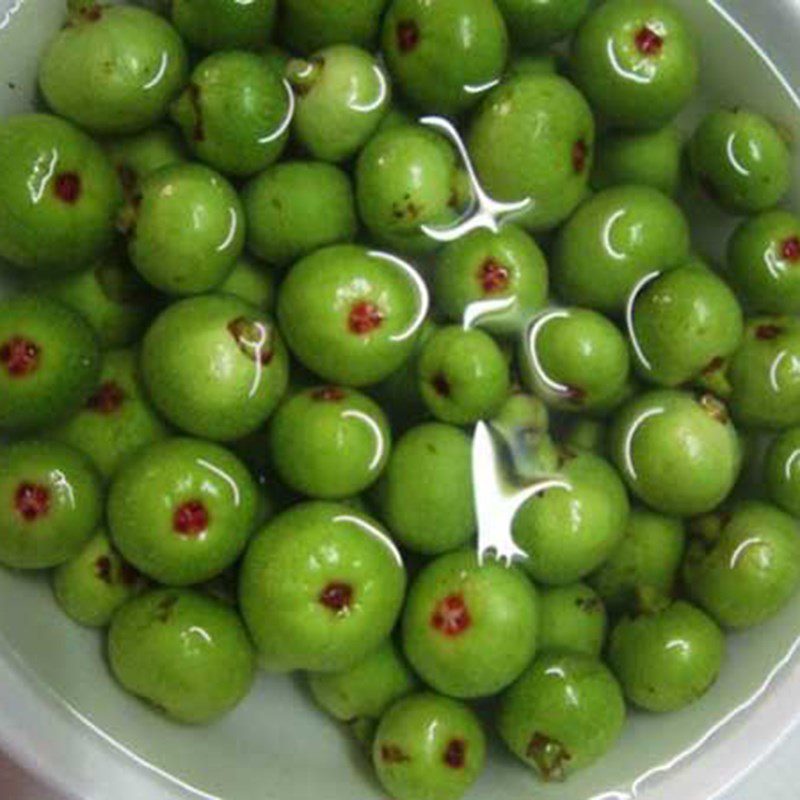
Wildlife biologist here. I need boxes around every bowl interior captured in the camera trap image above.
[2,1,800,799]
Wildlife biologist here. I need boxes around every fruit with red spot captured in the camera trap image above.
[53,531,145,628]
[373,693,486,800]
[0,440,102,569]
[239,502,406,672]
[0,294,101,432]
[108,438,258,586]
[402,549,539,698]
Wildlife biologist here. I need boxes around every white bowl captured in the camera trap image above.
[2,1,800,798]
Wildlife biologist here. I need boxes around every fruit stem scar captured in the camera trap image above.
[635,26,664,56]
[432,373,451,398]
[54,172,82,204]
[95,555,113,584]
[572,139,588,174]
[381,744,411,763]
[348,301,384,335]
[311,386,346,402]
[14,483,50,522]
[444,739,467,769]
[228,317,274,364]
[0,337,40,377]
[526,732,571,782]
[173,501,210,537]
[756,324,783,341]
[319,582,353,613]
[86,381,126,414]
[479,258,510,294]
[396,20,420,53]
[782,236,800,262]
[431,594,471,636]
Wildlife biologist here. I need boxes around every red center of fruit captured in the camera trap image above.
[86,381,126,414]
[54,172,82,204]
[0,337,40,377]
[14,483,50,522]
[572,139,588,174]
[397,20,420,53]
[444,739,466,769]
[432,373,451,398]
[228,317,274,364]
[319,582,353,612]
[173,501,209,537]
[782,236,800,262]
[635,26,664,56]
[311,386,346,402]
[479,258,510,294]
[756,324,783,340]
[381,745,411,764]
[348,301,384,335]
[431,594,471,636]
[95,556,113,584]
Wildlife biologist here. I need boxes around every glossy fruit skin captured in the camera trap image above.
[689,109,791,214]
[590,508,686,614]
[39,5,188,136]
[128,163,244,296]
[243,161,357,267]
[727,210,800,315]
[468,74,595,233]
[609,390,741,516]
[382,0,509,116]
[592,125,683,196]
[0,114,122,273]
[0,294,101,432]
[498,652,625,780]
[371,423,475,555]
[563,418,607,455]
[171,0,277,51]
[269,386,392,499]
[356,125,466,254]
[108,588,256,724]
[553,185,690,314]
[684,502,800,630]
[520,307,630,412]
[52,531,145,628]
[239,502,406,672]
[219,256,276,310]
[766,427,800,516]
[108,438,257,586]
[277,245,427,387]
[402,549,539,698]
[506,52,560,80]
[308,640,418,727]
[571,0,698,130]
[608,599,725,712]
[496,0,590,48]
[50,348,169,480]
[172,52,290,177]
[41,251,156,350]
[141,294,289,441]
[538,583,607,657]
[418,326,510,425]
[280,0,388,55]
[288,45,391,163]
[512,448,630,585]
[630,264,744,387]
[434,225,549,337]
[373,693,486,800]
[727,317,800,430]
[0,440,103,570]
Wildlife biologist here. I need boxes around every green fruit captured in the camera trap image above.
[496,0,590,48]
[563,418,607,455]
[0,294,101,432]
[239,502,406,672]
[141,294,289,441]
[277,245,427,387]
[608,597,725,713]
[538,583,607,657]
[571,0,698,130]
[371,423,475,555]
[684,502,800,629]
[553,185,690,314]
[269,386,391,499]
[49,349,169,480]
[219,256,276,310]
[609,390,741,516]
[373,693,486,800]
[766,427,800,517]
[172,51,290,177]
[498,652,625,780]
[52,531,146,628]
[382,0,509,115]
[243,161,357,267]
[39,4,188,135]
[0,440,102,570]
[468,74,595,232]
[402,549,539,698]
[171,0,277,51]
[108,588,256,724]
[0,114,122,273]
[287,45,391,163]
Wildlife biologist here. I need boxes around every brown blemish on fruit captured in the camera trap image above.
[479,258,510,294]
[155,594,179,622]
[319,582,353,613]
[228,317,275,364]
[431,594,471,636]
[311,386,346,402]
[14,483,50,522]
[54,172,82,204]
[86,381,126,414]
[187,82,205,142]
[95,556,113,584]
[444,739,466,769]
[526,732,572,782]
[381,744,411,763]
[396,20,420,53]
[572,139,588,174]
[698,392,729,424]
[782,236,800,262]
[635,26,664,56]
[119,561,142,587]
[173,501,209,537]
[432,373,451,398]
[755,323,783,340]
[701,356,725,376]
[0,337,40,377]
[348,302,384,335]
